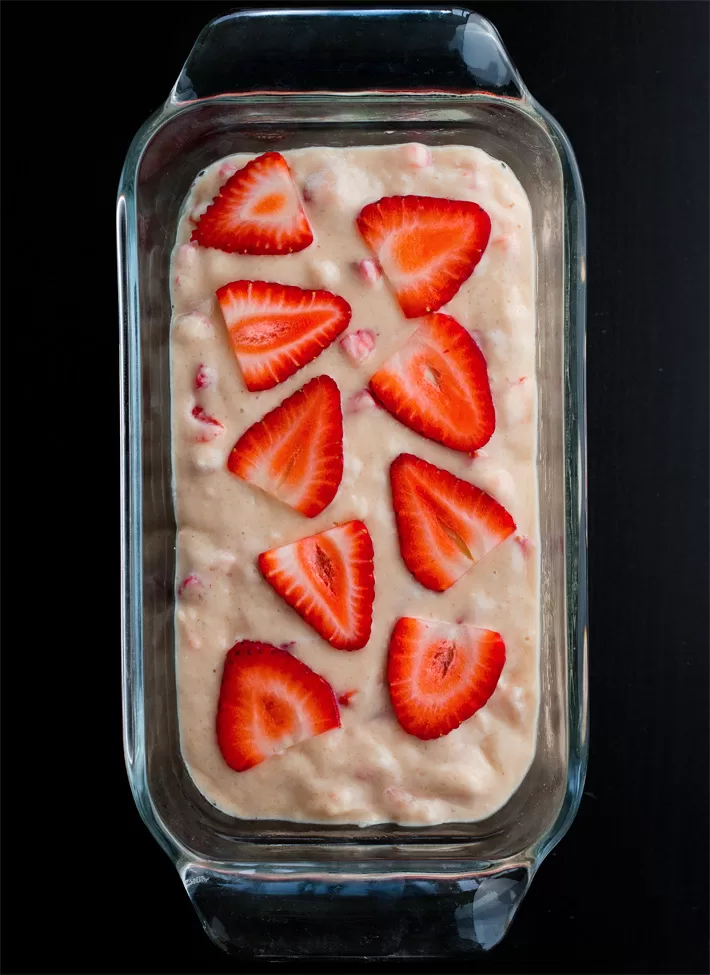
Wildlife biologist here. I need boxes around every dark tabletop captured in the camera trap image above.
[2,2,708,974]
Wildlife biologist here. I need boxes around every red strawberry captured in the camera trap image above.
[191,152,313,255]
[339,329,376,365]
[194,364,216,390]
[354,258,382,285]
[216,641,341,772]
[258,521,374,650]
[356,195,491,318]
[228,375,343,517]
[191,404,224,441]
[217,280,351,391]
[390,453,516,591]
[345,389,378,414]
[387,617,505,740]
[369,312,495,452]
[178,573,204,599]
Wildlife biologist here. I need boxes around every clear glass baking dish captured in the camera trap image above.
[117,6,588,959]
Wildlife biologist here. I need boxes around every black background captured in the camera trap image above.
[2,2,708,974]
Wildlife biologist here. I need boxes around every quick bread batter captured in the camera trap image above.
[170,144,539,826]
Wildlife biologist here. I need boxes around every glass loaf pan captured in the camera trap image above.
[117,6,588,959]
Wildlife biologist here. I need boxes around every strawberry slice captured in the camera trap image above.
[191,152,313,255]
[369,312,495,452]
[217,280,351,391]
[356,195,491,318]
[228,375,343,517]
[258,521,374,650]
[390,453,516,591]
[387,617,505,740]
[216,641,341,772]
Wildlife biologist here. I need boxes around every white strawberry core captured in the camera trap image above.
[243,169,300,225]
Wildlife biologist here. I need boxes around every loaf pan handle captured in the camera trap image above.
[180,858,533,958]
[171,6,528,102]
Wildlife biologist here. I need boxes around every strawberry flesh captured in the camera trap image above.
[228,375,343,517]
[178,573,203,598]
[192,152,313,255]
[191,405,224,441]
[369,312,495,452]
[390,453,516,591]
[258,521,375,650]
[340,329,376,365]
[356,195,491,318]
[354,258,382,284]
[216,641,341,772]
[387,617,505,740]
[217,280,351,391]
[345,389,378,414]
[195,364,216,390]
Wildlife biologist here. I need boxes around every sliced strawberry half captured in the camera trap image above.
[390,453,516,592]
[258,521,374,650]
[191,152,313,255]
[387,617,505,740]
[356,195,491,318]
[228,375,343,517]
[369,312,495,452]
[217,280,351,391]
[216,640,341,772]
